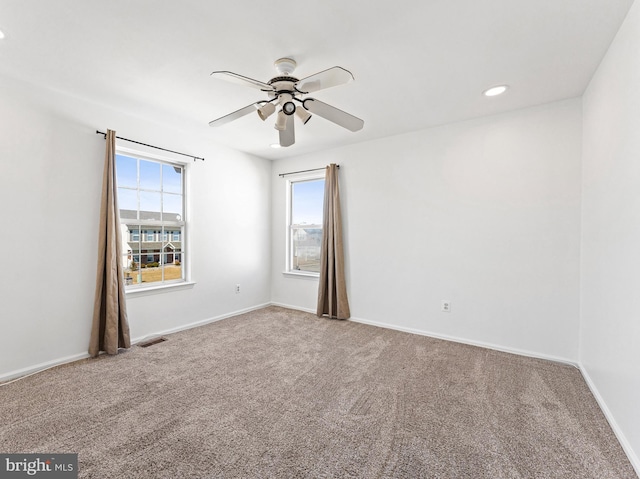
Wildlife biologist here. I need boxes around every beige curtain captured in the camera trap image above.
[89,129,131,357]
[317,164,351,319]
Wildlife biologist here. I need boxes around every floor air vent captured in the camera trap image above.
[138,337,167,348]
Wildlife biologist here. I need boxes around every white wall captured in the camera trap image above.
[0,75,272,380]
[272,99,583,362]
[581,0,640,469]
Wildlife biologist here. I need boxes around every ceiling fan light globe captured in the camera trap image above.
[257,102,276,121]
[295,107,312,125]
[282,101,296,116]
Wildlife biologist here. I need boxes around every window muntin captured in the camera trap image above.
[116,153,186,288]
[287,175,325,274]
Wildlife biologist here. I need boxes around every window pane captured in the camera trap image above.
[139,260,162,284]
[140,191,161,220]
[163,193,183,221]
[139,160,161,190]
[163,164,182,194]
[117,188,137,218]
[292,179,325,225]
[122,225,139,264]
[292,228,322,272]
[116,155,137,188]
[122,226,142,284]
[164,227,179,244]
[162,253,183,281]
[123,254,140,285]
[123,225,139,243]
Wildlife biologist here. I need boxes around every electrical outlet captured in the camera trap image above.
[441,301,451,313]
[235,284,241,294]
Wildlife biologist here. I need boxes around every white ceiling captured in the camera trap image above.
[0,0,634,160]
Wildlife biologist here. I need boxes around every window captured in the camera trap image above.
[287,173,325,274]
[116,153,186,288]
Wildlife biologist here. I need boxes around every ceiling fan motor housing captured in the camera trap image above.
[274,58,297,76]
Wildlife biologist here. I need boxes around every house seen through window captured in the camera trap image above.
[116,153,186,287]
[288,175,325,274]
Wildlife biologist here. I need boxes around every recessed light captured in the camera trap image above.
[483,85,509,97]
[270,143,281,149]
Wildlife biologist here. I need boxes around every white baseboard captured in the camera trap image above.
[270,302,316,315]
[131,302,272,344]
[579,365,640,477]
[0,302,272,385]
[0,352,91,384]
[270,302,578,367]
[349,315,579,368]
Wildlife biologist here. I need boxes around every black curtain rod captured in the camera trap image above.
[96,130,205,162]
[279,165,339,177]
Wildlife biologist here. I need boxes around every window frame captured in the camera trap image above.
[115,146,190,292]
[284,170,326,277]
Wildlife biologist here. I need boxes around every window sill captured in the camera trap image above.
[282,271,320,279]
[125,281,196,297]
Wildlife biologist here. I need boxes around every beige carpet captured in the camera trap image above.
[0,306,636,478]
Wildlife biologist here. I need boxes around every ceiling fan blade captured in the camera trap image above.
[210,71,274,91]
[296,67,354,94]
[208,102,259,127]
[302,99,364,132]
[279,115,295,147]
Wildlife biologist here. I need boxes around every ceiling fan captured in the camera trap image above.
[208,58,364,147]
